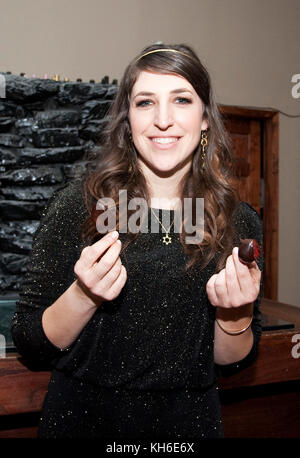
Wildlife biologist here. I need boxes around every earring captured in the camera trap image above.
[200,130,208,170]
[128,131,133,172]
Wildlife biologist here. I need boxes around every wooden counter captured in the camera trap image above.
[219,298,300,438]
[0,298,299,438]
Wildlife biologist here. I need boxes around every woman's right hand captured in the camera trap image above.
[74,230,127,307]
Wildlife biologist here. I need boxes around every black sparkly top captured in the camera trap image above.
[11,179,264,391]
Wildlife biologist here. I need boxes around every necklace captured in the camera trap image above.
[150,208,175,245]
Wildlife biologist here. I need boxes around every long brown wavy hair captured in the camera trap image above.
[81,43,239,273]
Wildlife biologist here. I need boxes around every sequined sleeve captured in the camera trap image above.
[215,201,264,376]
[11,180,87,366]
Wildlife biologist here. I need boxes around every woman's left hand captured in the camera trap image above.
[206,246,261,308]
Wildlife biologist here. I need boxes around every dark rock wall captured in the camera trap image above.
[0,74,117,296]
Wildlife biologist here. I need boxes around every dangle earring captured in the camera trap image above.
[128,131,133,173]
[200,130,208,170]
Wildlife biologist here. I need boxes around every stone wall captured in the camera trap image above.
[0,74,117,296]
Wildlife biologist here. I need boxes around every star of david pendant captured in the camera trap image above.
[162,233,172,245]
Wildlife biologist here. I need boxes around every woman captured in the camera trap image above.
[11,43,263,439]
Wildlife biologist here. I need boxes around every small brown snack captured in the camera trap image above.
[238,239,260,265]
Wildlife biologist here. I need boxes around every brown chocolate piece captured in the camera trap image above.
[238,239,260,265]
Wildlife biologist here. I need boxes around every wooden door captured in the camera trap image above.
[223,117,261,215]
[219,105,279,301]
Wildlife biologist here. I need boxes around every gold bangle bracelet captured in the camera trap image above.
[216,316,253,335]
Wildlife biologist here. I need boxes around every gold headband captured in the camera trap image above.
[135,48,192,62]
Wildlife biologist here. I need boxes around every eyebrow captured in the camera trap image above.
[133,88,193,99]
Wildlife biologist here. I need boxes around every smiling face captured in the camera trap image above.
[128,71,208,175]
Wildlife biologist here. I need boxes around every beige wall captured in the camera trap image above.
[1,0,299,307]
